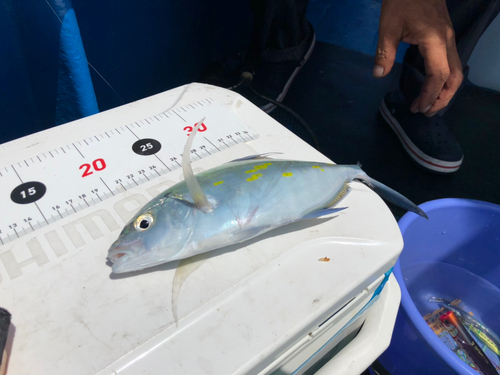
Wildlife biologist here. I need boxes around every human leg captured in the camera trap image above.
[203,0,315,113]
[380,0,500,173]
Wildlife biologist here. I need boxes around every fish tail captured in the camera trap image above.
[354,173,428,219]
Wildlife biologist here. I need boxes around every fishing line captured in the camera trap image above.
[44,0,125,105]
[44,0,319,151]
[231,72,322,152]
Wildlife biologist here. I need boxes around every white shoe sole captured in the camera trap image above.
[380,99,463,173]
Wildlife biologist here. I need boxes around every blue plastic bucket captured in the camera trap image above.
[379,198,500,374]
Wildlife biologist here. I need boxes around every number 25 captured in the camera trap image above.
[140,143,153,152]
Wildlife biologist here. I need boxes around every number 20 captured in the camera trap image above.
[80,158,107,177]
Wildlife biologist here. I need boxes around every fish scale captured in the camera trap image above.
[108,158,427,273]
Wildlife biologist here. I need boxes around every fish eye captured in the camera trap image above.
[134,213,154,231]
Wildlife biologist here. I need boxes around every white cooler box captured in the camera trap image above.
[0,83,402,375]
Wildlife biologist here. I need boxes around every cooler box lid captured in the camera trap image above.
[0,83,403,374]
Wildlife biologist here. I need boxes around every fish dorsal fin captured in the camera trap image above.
[228,152,282,163]
[182,117,213,213]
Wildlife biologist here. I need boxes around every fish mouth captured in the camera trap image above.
[108,247,133,263]
[107,239,145,273]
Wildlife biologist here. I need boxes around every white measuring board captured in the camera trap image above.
[0,98,258,246]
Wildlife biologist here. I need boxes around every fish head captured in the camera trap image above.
[107,198,191,273]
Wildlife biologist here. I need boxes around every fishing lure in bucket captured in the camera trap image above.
[108,119,427,273]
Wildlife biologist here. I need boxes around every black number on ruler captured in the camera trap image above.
[132,138,162,156]
[11,181,47,204]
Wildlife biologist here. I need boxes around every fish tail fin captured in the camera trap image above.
[354,174,428,219]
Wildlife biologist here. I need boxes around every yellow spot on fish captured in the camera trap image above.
[213,181,224,186]
[282,172,293,177]
[254,163,272,170]
[312,165,325,171]
[246,163,272,174]
[246,173,263,182]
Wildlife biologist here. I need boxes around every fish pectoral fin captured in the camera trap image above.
[302,207,347,220]
[228,153,282,163]
[167,193,197,208]
[182,117,213,213]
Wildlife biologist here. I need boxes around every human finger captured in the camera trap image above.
[411,36,450,113]
[425,38,463,116]
[373,25,400,78]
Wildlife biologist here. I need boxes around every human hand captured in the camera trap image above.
[373,0,463,117]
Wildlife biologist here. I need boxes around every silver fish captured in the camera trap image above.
[108,121,427,274]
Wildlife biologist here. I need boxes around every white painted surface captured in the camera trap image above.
[315,274,401,375]
[0,83,404,374]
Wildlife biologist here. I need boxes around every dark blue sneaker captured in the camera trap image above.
[379,91,463,173]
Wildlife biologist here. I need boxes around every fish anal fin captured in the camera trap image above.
[171,253,210,327]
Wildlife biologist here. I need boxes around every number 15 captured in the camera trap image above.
[20,187,36,198]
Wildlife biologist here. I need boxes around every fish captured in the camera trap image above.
[107,119,427,274]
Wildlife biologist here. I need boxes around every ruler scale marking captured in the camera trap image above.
[204,137,220,151]
[73,144,85,158]
[0,100,258,245]
[11,165,23,183]
[125,125,139,140]
[35,202,49,225]
[173,110,186,122]
[100,178,115,196]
